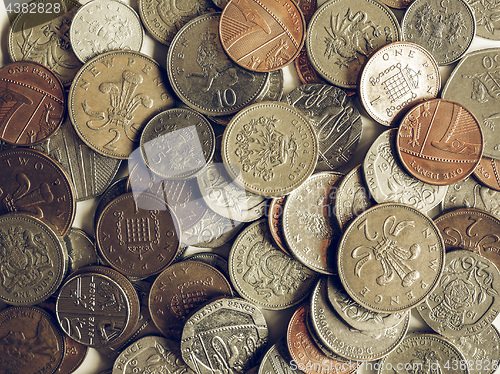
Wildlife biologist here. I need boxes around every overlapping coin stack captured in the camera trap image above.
[1,0,500,373]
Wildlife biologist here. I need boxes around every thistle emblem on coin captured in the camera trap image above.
[352,215,421,287]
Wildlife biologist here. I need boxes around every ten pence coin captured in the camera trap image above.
[397,99,483,185]
[475,157,500,191]
[337,203,445,313]
[69,50,175,159]
[222,101,318,197]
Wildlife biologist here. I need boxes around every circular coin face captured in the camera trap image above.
[338,203,445,313]
[475,157,500,191]
[359,42,440,126]
[219,0,305,72]
[397,99,483,185]
[222,101,318,197]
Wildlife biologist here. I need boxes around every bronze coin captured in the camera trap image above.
[0,61,65,146]
[0,306,65,374]
[267,196,290,255]
[397,99,484,185]
[475,157,500,191]
[96,192,180,278]
[219,0,306,72]
[294,46,327,85]
[148,260,233,340]
[55,336,88,374]
[0,148,75,236]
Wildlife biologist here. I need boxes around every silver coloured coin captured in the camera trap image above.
[70,0,144,63]
[401,0,475,65]
[465,0,500,40]
[363,129,448,212]
[256,69,284,102]
[212,0,229,9]
[64,228,97,273]
[258,339,302,374]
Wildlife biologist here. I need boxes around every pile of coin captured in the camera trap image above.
[1,0,500,373]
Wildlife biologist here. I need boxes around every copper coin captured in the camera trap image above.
[294,47,327,85]
[267,196,290,255]
[0,306,64,374]
[96,192,180,278]
[0,148,76,236]
[287,304,359,374]
[397,99,484,185]
[0,61,65,146]
[56,336,88,374]
[475,157,500,191]
[219,0,306,72]
[295,0,317,24]
[148,260,233,340]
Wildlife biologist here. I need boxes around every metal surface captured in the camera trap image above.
[475,157,500,190]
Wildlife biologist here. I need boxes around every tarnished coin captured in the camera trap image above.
[335,165,373,230]
[363,129,448,212]
[284,84,362,171]
[417,250,500,337]
[377,333,468,374]
[65,228,98,273]
[0,61,65,146]
[96,192,180,278]
[310,277,410,361]
[229,219,318,310]
[70,0,144,63]
[401,0,475,65]
[397,99,484,185]
[167,13,269,116]
[0,306,64,374]
[475,157,500,191]
[56,336,88,374]
[287,304,358,374]
[181,297,268,373]
[95,177,129,230]
[378,0,413,9]
[338,203,445,313]
[113,336,194,374]
[466,0,500,40]
[36,116,121,202]
[359,42,440,126]
[306,0,400,89]
[259,338,306,374]
[149,260,233,340]
[442,48,500,161]
[327,276,407,331]
[0,148,76,236]
[0,213,67,306]
[283,172,343,274]
[197,163,267,222]
[183,252,230,280]
[268,196,289,254]
[8,0,83,87]
[219,0,305,72]
[222,101,318,197]
[69,50,175,159]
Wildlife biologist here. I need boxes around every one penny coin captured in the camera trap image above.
[219,0,306,72]
[0,61,65,146]
[397,99,484,185]
[475,157,500,191]
[56,336,88,374]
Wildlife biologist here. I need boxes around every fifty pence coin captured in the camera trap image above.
[475,157,500,191]
[401,0,476,65]
[338,203,445,313]
[417,250,500,338]
[70,0,144,63]
[64,228,98,273]
[222,101,318,197]
[306,0,400,89]
[358,42,440,126]
[69,50,175,159]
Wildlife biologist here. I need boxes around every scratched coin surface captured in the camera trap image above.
[401,0,475,65]
[306,0,400,89]
[228,219,318,310]
[475,157,500,191]
[338,203,445,313]
[167,13,269,116]
[0,148,75,236]
[358,42,440,126]
[310,277,411,361]
[397,99,484,185]
[96,192,180,278]
[149,260,233,340]
[0,61,65,146]
[70,0,144,63]
[69,50,175,159]
[0,306,64,374]
[417,250,500,338]
[140,108,215,180]
[363,129,448,212]
[181,297,268,373]
[219,0,305,72]
[284,84,362,171]
[442,48,500,161]
[8,0,83,87]
[222,101,318,197]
